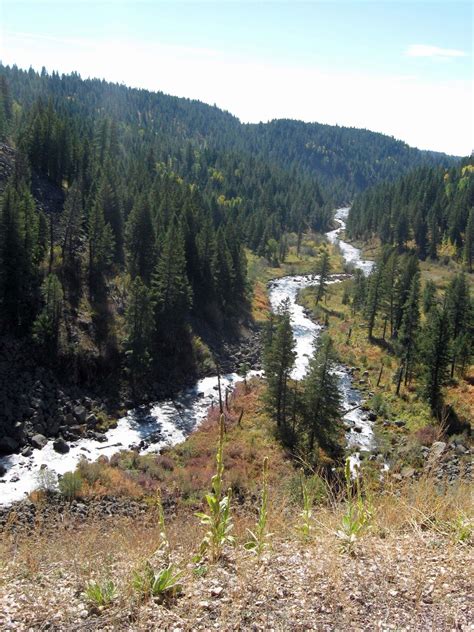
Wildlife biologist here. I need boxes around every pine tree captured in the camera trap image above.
[61,181,84,270]
[32,273,63,355]
[152,219,192,336]
[124,277,154,390]
[464,207,474,272]
[263,298,296,431]
[364,258,385,339]
[0,187,25,330]
[445,273,471,377]
[315,248,330,305]
[422,280,437,315]
[301,334,342,455]
[96,171,124,263]
[351,269,367,314]
[88,198,115,291]
[398,272,420,385]
[0,186,40,332]
[125,196,155,282]
[420,306,451,415]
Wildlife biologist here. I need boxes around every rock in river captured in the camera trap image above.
[31,434,48,449]
[53,438,70,454]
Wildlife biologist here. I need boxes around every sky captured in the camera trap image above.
[0,1,472,156]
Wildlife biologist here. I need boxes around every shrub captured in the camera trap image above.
[414,424,442,447]
[58,471,83,500]
[35,468,57,494]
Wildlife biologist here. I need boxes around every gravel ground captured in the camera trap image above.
[1,527,472,631]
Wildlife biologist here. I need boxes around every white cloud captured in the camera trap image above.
[405,44,467,59]
[1,31,472,155]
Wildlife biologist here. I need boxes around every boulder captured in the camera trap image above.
[64,412,75,426]
[31,434,48,449]
[0,436,19,454]
[53,438,70,454]
[0,464,6,477]
[85,413,97,426]
[430,441,446,458]
[74,405,87,423]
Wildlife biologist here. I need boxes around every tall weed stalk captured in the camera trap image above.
[245,456,272,556]
[195,414,235,561]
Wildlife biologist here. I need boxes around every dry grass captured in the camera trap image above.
[1,474,472,631]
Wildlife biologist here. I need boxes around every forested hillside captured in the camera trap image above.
[347,159,474,266]
[0,64,461,448]
[242,119,456,200]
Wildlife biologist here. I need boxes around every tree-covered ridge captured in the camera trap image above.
[347,159,474,266]
[0,64,456,206]
[242,119,456,201]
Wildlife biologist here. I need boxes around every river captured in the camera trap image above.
[0,207,374,505]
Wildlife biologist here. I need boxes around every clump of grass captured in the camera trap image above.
[132,561,183,602]
[244,456,272,556]
[83,579,117,608]
[195,414,235,562]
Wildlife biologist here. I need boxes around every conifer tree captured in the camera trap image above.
[301,334,342,455]
[32,273,63,355]
[464,207,474,272]
[61,181,84,270]
[263,299,296,430]
[125,196,155,283]
[398,272,420,385]
[422,279,437,315]
[445,273,471,377]
[0,186,39,332]
[152,219,192,336]
[420,306,451,415]
[315,248,330,305]
[364,258,385,339]
[351,269,367,314]
[88,198,115,289]
[124,277,154,390]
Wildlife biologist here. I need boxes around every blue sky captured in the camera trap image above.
[1,1,472,154]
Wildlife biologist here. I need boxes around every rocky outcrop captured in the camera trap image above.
[0,337,115,455]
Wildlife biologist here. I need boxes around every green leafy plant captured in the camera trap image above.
[132,561,183,602]
[132,491,183,601]
[449,514,473,545]
[336,458,372,555]
[83,579,117,607]
[295,471,313,541]
[195,414,235,562]
[244,456,272,556]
